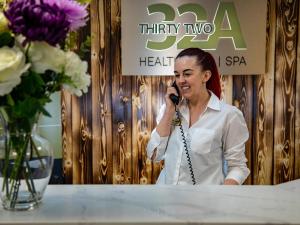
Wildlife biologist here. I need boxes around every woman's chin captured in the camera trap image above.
[182,93,191,99]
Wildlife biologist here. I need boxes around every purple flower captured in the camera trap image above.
[43,0,88,31]
[4,0,70,46]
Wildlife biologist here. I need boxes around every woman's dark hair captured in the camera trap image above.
[176,48,221,99]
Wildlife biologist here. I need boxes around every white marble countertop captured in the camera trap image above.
[0,180,300,225]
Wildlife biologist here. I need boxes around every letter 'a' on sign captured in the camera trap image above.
[177,2,246,50]
[121,0,267,75]
[209,2,247,50]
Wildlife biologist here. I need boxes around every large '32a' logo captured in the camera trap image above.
[139,2,247,50]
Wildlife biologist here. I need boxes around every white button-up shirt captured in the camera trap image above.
[147,92,250,185]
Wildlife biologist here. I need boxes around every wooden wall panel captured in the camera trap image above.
[90,0,113,184]
[77,21,93,184]
[273,0,298,184]
[252,0,275,185]
[150,77,172,183]
[232,76,254,184]
[132,76,153,184]
[71,108,88,184]
[111,0,133,184]
[63,0,300,185]
[61,91,73,184]
[71,96,81,183]
[62,27,93,184]
[61,84,83,184]
[296,2,300,179]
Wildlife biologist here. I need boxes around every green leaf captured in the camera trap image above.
[39,107,51,117]
[13,97,40,119]
[19,71,45,95]
[79,35,91,59]
[6,94,14,106]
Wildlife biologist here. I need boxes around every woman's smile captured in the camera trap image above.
[179,85,191,96]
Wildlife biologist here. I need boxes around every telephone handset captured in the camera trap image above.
[169,81,196,184]
[169,81,180,105]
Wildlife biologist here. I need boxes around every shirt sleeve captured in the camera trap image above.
[223,108,250,184]
[146,104,170,162]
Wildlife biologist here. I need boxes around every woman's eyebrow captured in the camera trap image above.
[183,69,193,73]
[174,69,193,73]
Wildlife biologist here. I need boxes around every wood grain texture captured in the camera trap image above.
[90,0,113,184]
[296,0,300,179]
[61,91,73,184]
[273,0,298,184]
[77,23,93,184]
[232,76,254,184]
[252,0,275,185]
[111,0,133,184]
[150,76,172,183]
[62,26,93,184]
[132,76,153,184]
[71,96,81,184]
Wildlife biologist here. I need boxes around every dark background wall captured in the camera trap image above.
[61,0,300,185]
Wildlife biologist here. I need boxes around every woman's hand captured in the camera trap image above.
[156,82,178,138]
[224,179,239,185]
[164,83,179,111]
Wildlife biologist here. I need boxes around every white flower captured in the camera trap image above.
[0,46,30,96]
[28,41,65,74]
[63,51,90,96]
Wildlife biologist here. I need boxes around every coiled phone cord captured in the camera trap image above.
[175,107,196,185]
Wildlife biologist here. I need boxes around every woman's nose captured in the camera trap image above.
[178,75,185,83]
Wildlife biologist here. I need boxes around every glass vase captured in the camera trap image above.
[0,115,54,211]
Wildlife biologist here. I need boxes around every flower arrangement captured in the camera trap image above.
[0,0,90,210]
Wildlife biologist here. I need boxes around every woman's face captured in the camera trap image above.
[174,56,209,100]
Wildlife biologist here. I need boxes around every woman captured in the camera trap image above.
[146,48,250,185]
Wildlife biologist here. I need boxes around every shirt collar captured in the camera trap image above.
[207,91,221,111]
[180,91,221,111]
[178,91,221,123]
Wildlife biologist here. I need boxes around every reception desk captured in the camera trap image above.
[0,180,299,225]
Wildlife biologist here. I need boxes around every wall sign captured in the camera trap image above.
[121,0,267,75]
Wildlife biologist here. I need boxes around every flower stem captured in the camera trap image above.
[10,179,20,208]
[1,130,10,194]
[24,159,36,194]
[6,134,30,206]
[30,136,45,169]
